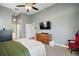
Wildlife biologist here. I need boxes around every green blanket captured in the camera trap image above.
[0,41,31,56]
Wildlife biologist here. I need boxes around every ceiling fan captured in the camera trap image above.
[16,3,39,12]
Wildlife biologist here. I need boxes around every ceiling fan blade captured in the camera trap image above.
[32,6,38,10]
[16,5,25,7]
[25,3,36,5]
[32,3,36,5]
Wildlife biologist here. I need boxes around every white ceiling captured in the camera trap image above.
[0,3,55,15]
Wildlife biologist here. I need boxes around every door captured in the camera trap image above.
[26,24,36,39]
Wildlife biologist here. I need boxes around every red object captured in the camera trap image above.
[68,34,79,53]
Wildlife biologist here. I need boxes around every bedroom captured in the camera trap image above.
[0,3,79,56]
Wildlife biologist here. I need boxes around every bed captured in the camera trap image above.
[0,30,46,56]
[0,40,30,56]
[0,38,46,56]
[14,38,46,56]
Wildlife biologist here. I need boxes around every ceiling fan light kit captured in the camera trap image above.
[25,5,29,9]
[25,5,32,11]
[28,5,32,10]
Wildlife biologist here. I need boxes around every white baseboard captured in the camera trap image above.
[55,43,68,48]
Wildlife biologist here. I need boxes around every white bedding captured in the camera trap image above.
[14,38,46,56]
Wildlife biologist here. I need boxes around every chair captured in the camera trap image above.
[68,34,79,53]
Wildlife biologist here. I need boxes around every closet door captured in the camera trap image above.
[26,24,36,39]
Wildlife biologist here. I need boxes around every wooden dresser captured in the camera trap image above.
[36,33,51,44]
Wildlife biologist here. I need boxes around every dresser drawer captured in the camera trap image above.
[36,33,50,44]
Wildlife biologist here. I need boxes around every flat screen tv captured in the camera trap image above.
[40,21,51,30]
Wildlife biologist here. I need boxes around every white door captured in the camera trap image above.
[26,24,36,39]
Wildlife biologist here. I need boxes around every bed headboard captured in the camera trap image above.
[0,30,12,42]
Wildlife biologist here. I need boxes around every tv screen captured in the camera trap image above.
[40,21,51,30]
